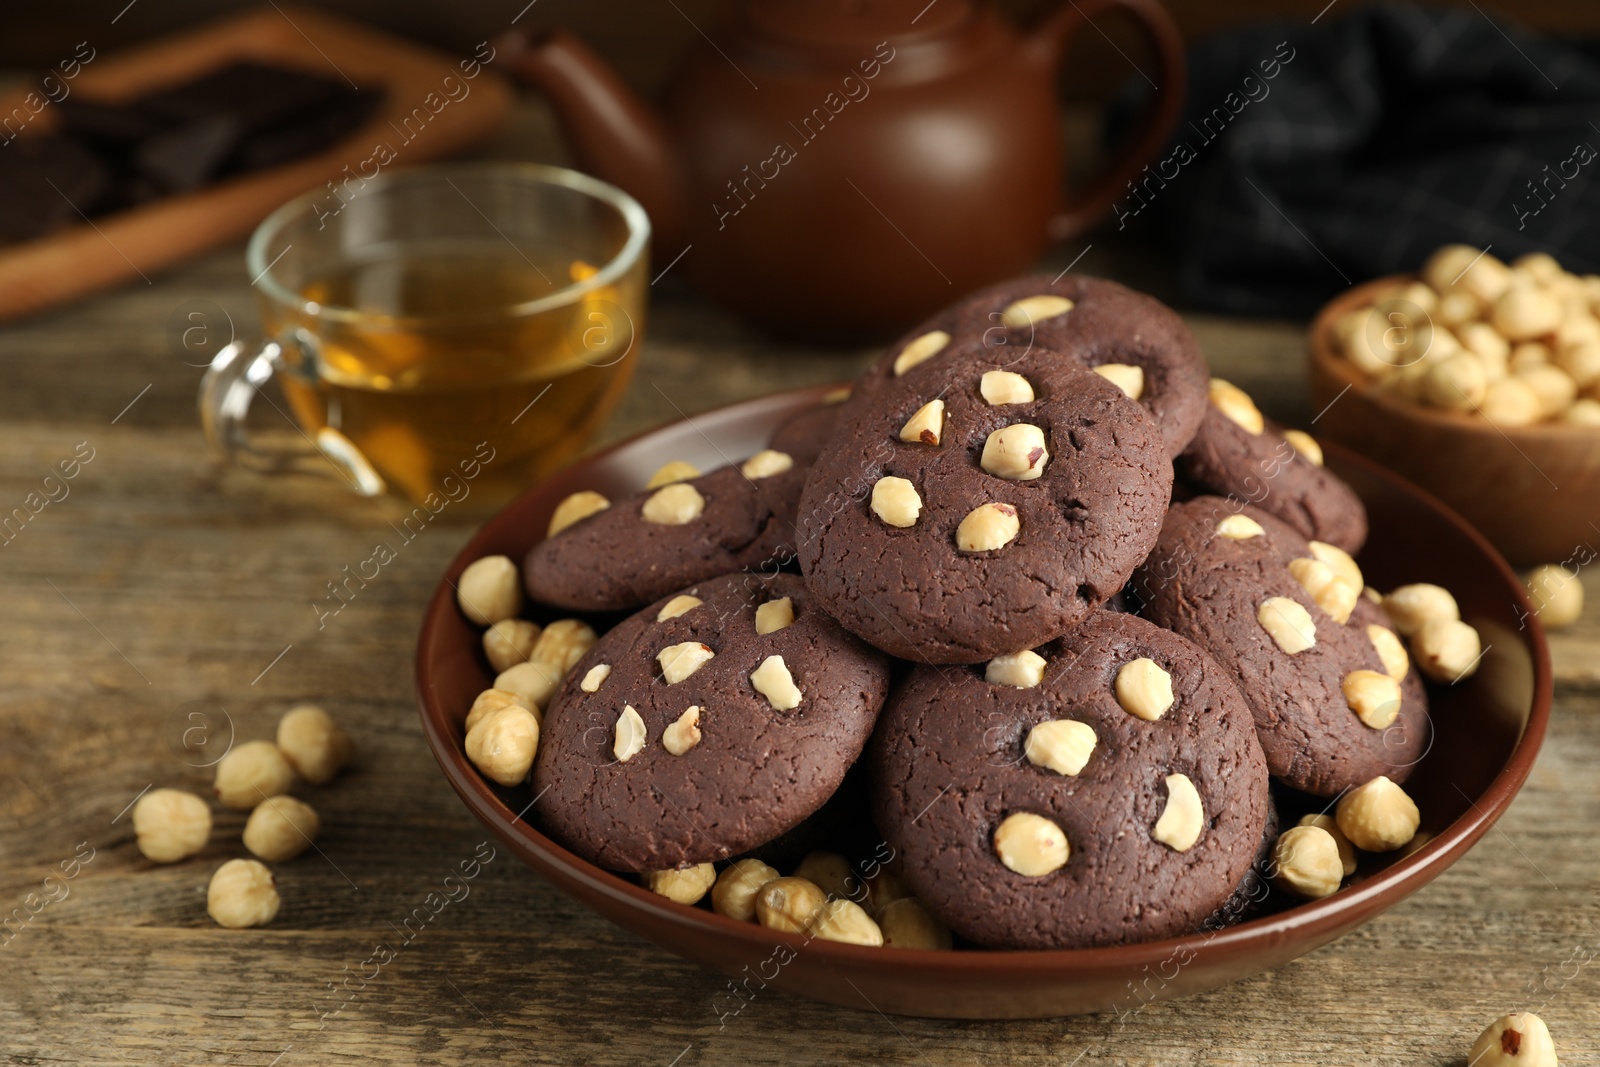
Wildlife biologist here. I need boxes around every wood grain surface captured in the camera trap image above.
[1,99,1597,1067]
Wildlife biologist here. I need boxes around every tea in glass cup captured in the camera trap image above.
[202,163,649,510]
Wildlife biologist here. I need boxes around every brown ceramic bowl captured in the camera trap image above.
[416,385,1551,1019]
[1310,274,1600,567]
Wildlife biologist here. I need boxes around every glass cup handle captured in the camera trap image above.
[198,338,386,497]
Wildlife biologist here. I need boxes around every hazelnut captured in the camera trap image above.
[465,705,539,785]
[1342,669,1402,729]
[1365,624,1410,681]
[899,399,946,445]
[862,870,912,915]
[793,851,856,900]
[456,555,522,626]
[483,618,540,673]
[1478,376,1543,426]
[1258,596,1316,654]
[1382,583,1459,637]
[465,688,530,734]
[1423,352,1488,410]
[810,899,883,946]
[750,655,803,710]
[1435,289,1482,329]
[755,876,827,933]
[1335,775,1420,852]
[979,370,1035,405]
[1298,813,1358,875]
[579,663,611,692]
[275,705,353,785]
[1114,657,1175,721]
[986,649,1047,689]
[641,483,706,525]
[1216,514,1265,540]
[1459,253,1514,305]
[495,660,562,712]
[242,795,321,863]
[711,858,779,921]
[1526,563,1583,629]
[613,705,647,762]
[645,460,700,489]
[1308,540,1364,593]
[1493,286,1563,340]
[1289,557,1358,624]
[1413,618,1483,682]
[644,863,716,905]
[1469,1012,1558,1067]
[131,788,212,863]
[207,858,280,929]
[1208,379,1264,435]
[661,706,702,756]
[1024,719,1097,776]
[1092,362,1145,400]
[870,476,922,528]
[1422,244,1487,294]
[956,502,1020,552]
[1556,339,1600,388]
[1000,294,1074,330]
[740,449,793,480]
[1281,429,1323,466]
[214,741,296,810]
[755,596,795,634]
[1518,364,1578,418]
[1152,773,1204,852]
[1396,280,1438,313]
[993,812,1069,876]
[531,619,597,675]
[1564,397,1600,425]
[656,594,702,621]
[1271,825,1343,899]
[547,490,610,537]
[878,897,953,950]
[657,641,715,684]
[893,330,950,376]
[1458,322,1511,377]
[1512,251,1563,283]
[980,424,1050,481]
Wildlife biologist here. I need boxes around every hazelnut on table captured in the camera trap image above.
[213,740,296,811]
[131,788,212,863]
[275,705,353,785]
[207,858,280,929]
[1525,563,1584,629]
[1469,1012,1558,1067]
[243,795,321,863]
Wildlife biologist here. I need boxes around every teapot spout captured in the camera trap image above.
[496,28,686,254]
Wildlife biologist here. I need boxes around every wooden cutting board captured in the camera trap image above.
[0,6,513,322]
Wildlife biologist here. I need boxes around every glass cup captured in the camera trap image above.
[200,163,649,510]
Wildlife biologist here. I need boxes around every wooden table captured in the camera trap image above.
[3,103,1597,1067]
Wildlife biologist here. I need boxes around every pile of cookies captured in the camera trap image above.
[454,274,1486,951]
[1332,246,1600,426]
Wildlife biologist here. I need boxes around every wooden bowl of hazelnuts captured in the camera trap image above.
[1310,246,1600,567]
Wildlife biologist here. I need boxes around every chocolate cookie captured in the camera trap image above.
[533,573,891,872]
[1178,379,1368,552]
[871,611,1271,949]
[1133,497,1427,796]
[525,449,806,612]
[897,274,1209,459]
[797,334,1172,663]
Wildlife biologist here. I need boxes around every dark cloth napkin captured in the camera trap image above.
[1125,3,1600,316]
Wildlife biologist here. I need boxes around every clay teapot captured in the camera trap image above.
[499,0,1184,341]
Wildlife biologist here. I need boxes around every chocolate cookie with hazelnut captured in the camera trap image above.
[533,572,892,873]
[1133,497,1428,796]
[871,610,1271,950]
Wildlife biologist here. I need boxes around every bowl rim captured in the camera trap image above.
[1310,272,1597,440]
[415,384,1553,973]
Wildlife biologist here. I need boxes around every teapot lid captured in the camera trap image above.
[740,0,975,50]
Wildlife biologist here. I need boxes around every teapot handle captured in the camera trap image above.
[1033,0,1187,242]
